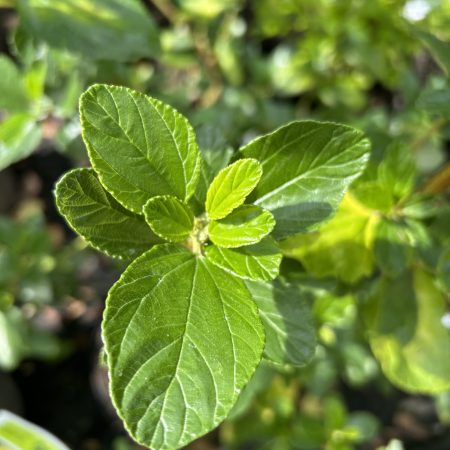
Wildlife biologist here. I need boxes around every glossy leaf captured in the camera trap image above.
[55,168,159,259]
[365,269,450,393]
[281,194,378,284]
[143,195,194,243]
[0,410,69,450]
[208,205,275,248]
[205,237,282,281]
[17,0,160,62]
[205,158,262,220]
[0,113,41,171]
[103,245,264,449]
[240,121,370,238]
[246,279,316,367]
[80,84,202,213]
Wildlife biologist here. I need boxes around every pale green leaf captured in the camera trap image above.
[245,279,316,367]
[240,121,370,238]
[0,56,29,112]
[0,113,41,171]
[17,0,160,61]
[205,158,262,220]
[365,269,450,393]
[0,410,69,450]
[80,84,202,213]
[208,205,275,248]
[55,168,160,259]
[205,237,282,281]
[103,244,264,450]
[281,194,378,284]
[143,195,194,243]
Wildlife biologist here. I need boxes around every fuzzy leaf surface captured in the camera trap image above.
[205,237,282,281]
[246,279,316,366]
[103,245,265,450]
[240,121,370,238]
[80,84,202,213]
[144,195,194,243]
[205,158,262,220]
[209,205,275,248]
[55,168,159,259]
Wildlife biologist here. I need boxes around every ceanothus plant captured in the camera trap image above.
[55,84,370,449]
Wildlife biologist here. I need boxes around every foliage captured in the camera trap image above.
[0,0,450,449]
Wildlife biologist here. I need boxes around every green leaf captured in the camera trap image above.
[208,205,275,248]
[143,195,194,243]
[414,29,450,75]
[205,158,262,220]
[103,244,264,449]
[0,410,69,450]
[378,142,415,201]
[365,269,450,393]
[417,88,450,118]
[374,219,412,277]
[205,237,282,281]
[0,113,41,171]
[17,0,160,62]
[351,181,394,213]
[55,168,160,259]
[0,56,29,112]
[80,84,202,213]
[245,279,316,367]
[240,121,370,239]
[281,194,378,284]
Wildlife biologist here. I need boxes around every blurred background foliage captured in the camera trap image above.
[0,0,450,449]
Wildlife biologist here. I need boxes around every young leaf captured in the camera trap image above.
[0,410,69,450]
[143,195,194,243]
[365,269,450,393]
[205,158,262,220]
[208,205,275,248]
[55,168,160,259]
[0,113,41,171]
[239,121,370,239]
[80,84,202,213]
[103,244,264,450]
[245,279,316,367]
[205,237,282,281]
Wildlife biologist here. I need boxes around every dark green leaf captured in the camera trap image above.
[240,121,370,238]
[209,205,275,248]
[205,237,282,281]
[103,245,264,449]
[55,168,159,259]
[80,84,202,213]
[17,0,160,61]
[246,278,316,367]
[143,195,194,243]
